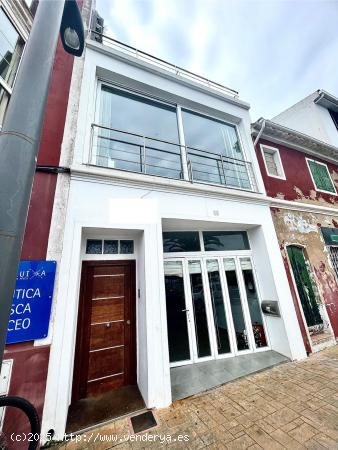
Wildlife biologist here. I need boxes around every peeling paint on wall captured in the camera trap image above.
[284,212,318,234]
[271,207,338,341]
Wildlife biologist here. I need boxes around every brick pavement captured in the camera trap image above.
[60,345,338,449]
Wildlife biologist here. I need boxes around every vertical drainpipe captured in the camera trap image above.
[176,105,189,180]
[253,118,266,147]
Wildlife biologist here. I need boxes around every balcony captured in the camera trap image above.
[89,124,258,192]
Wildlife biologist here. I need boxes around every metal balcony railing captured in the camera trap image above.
[89,124,258,193]
[89,30,239,99]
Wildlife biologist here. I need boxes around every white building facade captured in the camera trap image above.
[41,35,307,439]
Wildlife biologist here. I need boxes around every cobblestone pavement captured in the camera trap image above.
[62,345,338,449]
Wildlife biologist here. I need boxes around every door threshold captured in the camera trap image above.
[65,406,147,437]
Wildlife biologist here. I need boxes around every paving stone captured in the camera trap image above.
[55,346,338,450]
[246,425,285,450]
[288,423,318,444]
[226,434,255,449]
[270,428,305,449]
[265,406,299,428]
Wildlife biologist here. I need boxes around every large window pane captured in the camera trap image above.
[182,110,250,189]
[223,259,249,351]
[0,8,24,88]
[164,261,191,363]
[95,87,182,178]
[206,260,231,354]
[240,258,267,348]
[188,261,211,358]
[163,232,200,253]
[203,231,250,251]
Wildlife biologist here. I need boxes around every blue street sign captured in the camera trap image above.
[6,261,56,344]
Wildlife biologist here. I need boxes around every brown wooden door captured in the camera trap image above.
[72,260,136,401]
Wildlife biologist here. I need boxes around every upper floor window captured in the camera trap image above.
[260,144,285,179]
[92,83,256,192]
[0,8,25,127]
[94,85,183,179]
[306,158,336,194]
[181,110,250,190]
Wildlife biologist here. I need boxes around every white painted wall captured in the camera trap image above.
[273,92,338,147]
[41,177,306,439]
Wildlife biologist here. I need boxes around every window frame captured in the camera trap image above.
[260,144,286,180]
[305,157,337,195]
[93,80,248,166]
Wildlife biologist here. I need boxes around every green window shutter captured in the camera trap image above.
[308,160,336,193]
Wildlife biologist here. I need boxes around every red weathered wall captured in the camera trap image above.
[3,34,75,443]
[256,138,338,206]
[255,138,338,351]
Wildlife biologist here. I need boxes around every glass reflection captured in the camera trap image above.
[240,258,267,348]
[206,260,231,354]
[0,9,24,88]
[188,261,211,358]
[223,259,249,351]
[181,109,250,189]
[164,261,191,363]
[97,87,182,178]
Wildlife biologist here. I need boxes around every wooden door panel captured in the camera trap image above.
[91,298,124,323]
[92,275,124,298]
[87,374,124,397]
[72,260,136,402]
[90,322,124,351]
[88,347,124,380]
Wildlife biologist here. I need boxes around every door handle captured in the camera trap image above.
[126,320,131,325]
[182,309,189,312]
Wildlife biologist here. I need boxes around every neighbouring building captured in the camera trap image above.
[252,117,338,354]
[39,27,307,440]
[0,0,92,443]
[273,89,338,148]
[0,0,32,128]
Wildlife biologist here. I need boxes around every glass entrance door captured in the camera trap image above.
[164,256,268,366]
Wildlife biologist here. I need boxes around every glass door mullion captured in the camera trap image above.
[239,257,269,350]
[217,257,238,356]
[182,259,199,363]
[204,257,234,358]
[200,258,218,359]
[186,258,214,362]
[235,257,256,351]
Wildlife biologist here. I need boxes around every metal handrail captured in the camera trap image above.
[89,30,239,99]
[91,124,251,164]
[90,124,258,192]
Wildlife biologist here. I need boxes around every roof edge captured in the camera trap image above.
[252,118,338,164]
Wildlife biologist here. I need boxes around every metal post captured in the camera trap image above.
[0,0,66,366]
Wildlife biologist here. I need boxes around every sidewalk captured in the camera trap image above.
[61,345,338,449]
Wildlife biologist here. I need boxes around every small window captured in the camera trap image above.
[120,240,134,254]
[86,239,134,254]
[163,232,200,253]
[86,239,102,254]
[306,159,336,194]
[260,145,285,179]
[203,231,250,251]
[103,240,118,254]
